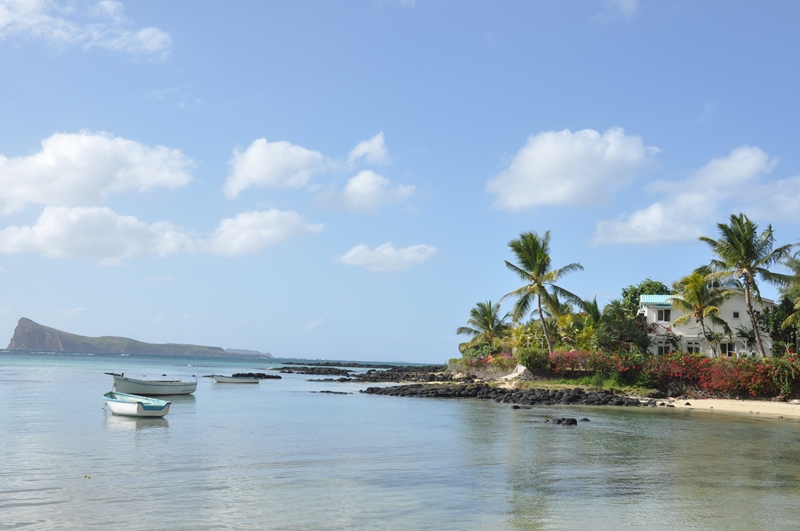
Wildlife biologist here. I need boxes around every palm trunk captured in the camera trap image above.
[743,281,767,357]
[538,295,553,353]
[698,315,717,357]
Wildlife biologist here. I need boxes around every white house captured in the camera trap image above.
[638,293,775,357]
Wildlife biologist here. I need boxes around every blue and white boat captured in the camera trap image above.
[103,391,172,418]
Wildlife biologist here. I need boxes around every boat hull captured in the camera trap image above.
[212,374,260,384]
[103,391,171,418]
[109,373,197,395]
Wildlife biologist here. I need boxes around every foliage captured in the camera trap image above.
[595,300,651,353]
[700,213,794,357]
[501,230,584,353]
[669,271,732,357]
[621,278,672,315]
[456,300,510,344]
[514,346,550,371]
[548,350,590,373]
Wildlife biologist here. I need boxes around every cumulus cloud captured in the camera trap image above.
[223,138,327,199]
[204,210,324,256]
[486,128,658,211]
[347,132,388,166]
[0,206,323,263]
[0,0,172,57]
[334,170,414,212]
[338,242,437,271]
[591,146,784,246]
[0,130,194,214]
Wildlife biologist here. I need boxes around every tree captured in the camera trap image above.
[700,213,794,357]
[501,230,584,353]
[621,278,673,315]
[595,299,651,353]
[669,271,732,357]
[456,300,510,352]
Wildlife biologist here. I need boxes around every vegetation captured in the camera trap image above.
[500,230,584,353]
[453,213,800,399]
[700,213,793,357]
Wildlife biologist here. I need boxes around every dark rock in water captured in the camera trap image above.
[685,402,692,406]
[279,366,353,376]
[553,417,578,425]
[359,383,645,409]
[317,390,351,395]
[580,418,590,422]
[232,372,282,380]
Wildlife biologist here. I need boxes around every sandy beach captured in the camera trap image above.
[659,397,800,419]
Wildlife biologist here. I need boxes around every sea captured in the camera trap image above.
[3,351,800,531]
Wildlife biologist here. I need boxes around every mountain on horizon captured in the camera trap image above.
[5,317,273,358]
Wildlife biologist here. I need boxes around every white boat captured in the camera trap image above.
[103,391,171,418]
[211,374,260,384]
[106,372,197,395]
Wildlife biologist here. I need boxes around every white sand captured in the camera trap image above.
[660,397,800,419]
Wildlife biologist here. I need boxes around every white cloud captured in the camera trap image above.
[204,210,324,256]
[0,130,194,214]
[337,170,414,212]
[223,138,327,199]
[486,128,658,211]
[596,0,639,22]
[347,132,388,166]
[0,0,172,57]
[0,206,323,263]
[338,242,437,271]
[591,146,782,245]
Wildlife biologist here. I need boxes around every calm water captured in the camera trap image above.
[3,352,800,530]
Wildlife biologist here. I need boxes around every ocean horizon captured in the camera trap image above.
[3,350,800,530]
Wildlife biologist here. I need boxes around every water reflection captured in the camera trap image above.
[105,414,169,431]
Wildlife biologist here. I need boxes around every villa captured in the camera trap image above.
[638,293,775,358]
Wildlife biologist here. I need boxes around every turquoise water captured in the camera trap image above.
[3,352,800,530]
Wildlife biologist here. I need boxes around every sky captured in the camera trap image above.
[1,0,799,363]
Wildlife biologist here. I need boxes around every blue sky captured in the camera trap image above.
[1,0,799,363]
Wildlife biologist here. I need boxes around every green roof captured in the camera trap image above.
[639,294,675,306]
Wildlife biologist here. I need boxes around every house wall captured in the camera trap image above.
[641,295,773,357]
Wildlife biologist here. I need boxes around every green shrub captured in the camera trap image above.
[515,347,550,371]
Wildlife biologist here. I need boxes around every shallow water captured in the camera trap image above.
[2,351,800,530]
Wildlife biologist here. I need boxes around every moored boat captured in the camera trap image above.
[211,374,260,384]
[103,391,171,418]
[106,372,197,395]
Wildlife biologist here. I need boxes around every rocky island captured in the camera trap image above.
[5,317,272,358]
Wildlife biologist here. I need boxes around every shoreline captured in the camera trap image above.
[662,397,800,419]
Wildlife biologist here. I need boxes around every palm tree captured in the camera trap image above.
[501,230,584,353]
[700,213,794,357]
[456,300,510,347]
[669,271,732,357]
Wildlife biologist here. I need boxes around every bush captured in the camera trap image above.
[515,347,550,371]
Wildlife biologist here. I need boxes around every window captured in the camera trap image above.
[720,342,736,357]
[686,341,701,354]
[733,311,740,319]
[657,309,671,322]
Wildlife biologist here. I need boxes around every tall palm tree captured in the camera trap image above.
[700,213,794,357]
[456,300,510,347]
[501,230,584,353]
[669,271,732,357]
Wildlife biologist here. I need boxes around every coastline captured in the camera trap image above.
[664,397,800,419]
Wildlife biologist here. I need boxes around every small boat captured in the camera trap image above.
[103,391,171,418]
[106,372,197,396]
[211,374,260,384]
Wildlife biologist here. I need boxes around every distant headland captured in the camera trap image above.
[5,317,273,358]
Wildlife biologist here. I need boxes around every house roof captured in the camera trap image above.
[639,294,675,306]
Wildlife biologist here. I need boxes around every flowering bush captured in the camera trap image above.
[549,350,590,373]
